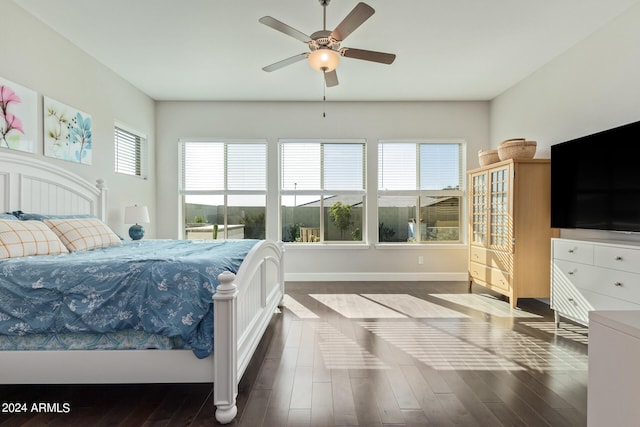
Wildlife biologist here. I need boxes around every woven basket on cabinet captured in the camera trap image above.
[497,138,537,161]
[478,149,500,166]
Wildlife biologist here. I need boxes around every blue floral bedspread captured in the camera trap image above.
[0,239,259,358]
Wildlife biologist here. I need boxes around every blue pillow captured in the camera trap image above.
[0,213,18,220]
[17,212,96,221]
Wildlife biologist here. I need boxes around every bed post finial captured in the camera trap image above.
[216,271,237,293]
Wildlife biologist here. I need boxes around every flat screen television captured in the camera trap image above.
[551,120,640,233]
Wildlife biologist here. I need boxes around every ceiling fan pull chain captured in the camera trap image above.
[323,84,327,117]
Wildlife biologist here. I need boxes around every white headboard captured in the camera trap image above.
[0,151,106,221]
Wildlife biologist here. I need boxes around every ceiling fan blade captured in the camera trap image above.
[259,16,312,43]
[330,2,375,42]
[342,48,396,64]
[262,53,308,72]
[324,70,339,87]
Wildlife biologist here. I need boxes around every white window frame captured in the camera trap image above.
[377,139,466,244]
[114,122,147,179]
[279,139,366,244]
[179,139,267,240]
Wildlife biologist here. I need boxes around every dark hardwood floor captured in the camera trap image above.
[0,281,588,426]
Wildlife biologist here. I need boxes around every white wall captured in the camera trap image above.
[0,0,156,238]
[156,101,490,280]
[491,2,640,243]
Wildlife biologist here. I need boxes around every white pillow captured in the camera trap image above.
[44,218,121,252]
[0,220,69,259]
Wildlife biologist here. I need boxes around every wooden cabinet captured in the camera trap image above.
[467,159,557,308]
[551,238,640,326]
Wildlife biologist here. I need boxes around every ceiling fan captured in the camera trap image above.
[259,0,396,87]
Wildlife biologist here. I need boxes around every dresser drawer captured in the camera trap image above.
[469,246,513,271]
[595,245,640,274]
[490,268,511,292]
[580,267,640,305]
[553,239,593,264]
[552,285,640,326]
[554,259,640,304]
[469,246,487,264]
[553,259,592,288]
[469,261,488,283]
[579,288,640,312]
[550,277,591,325]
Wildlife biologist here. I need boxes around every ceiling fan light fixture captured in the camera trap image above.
[308,48,340,72]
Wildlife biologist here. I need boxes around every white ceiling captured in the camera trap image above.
[13,0,640,102]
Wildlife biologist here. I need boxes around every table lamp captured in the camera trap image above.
[124,205,150,240]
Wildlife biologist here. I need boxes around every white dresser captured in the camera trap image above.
[551,238,640,326]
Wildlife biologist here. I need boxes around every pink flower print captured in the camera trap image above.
[2,112,24,134]
[0,86,21,111]
[0,85,24,148]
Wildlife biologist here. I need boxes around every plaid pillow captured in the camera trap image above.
[44,218,121,252]
[0,220,69,259]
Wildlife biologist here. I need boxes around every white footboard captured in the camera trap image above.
[213,240,284,423]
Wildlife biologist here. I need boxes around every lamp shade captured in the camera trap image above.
[308,48,340,72]
[124,205,150,224]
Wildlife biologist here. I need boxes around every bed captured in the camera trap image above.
[0,151,284,424]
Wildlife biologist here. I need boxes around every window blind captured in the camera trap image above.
[378,143,416,191]
[419,143,462,190]
[281,141,365,192]
[227,143,266,191]
[181,141,266,192]
[379,142,463,191]
[114,126,144,177]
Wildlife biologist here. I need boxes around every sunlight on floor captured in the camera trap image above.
[309,294,407,318]
[284,291,587,373]
[359,320,588,372]
[520,321,589,345]
[313,322,389,370]
[361,294,469,318]
[359,321,524,371]
[282,294,320,319]
[429,293,542,318]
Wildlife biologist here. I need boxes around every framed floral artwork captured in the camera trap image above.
[0,77,37,153]
[44,96,92,165]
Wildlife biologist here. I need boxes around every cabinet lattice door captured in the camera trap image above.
[470,173,487,245]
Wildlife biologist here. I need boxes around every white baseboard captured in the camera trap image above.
[285,272,468,282]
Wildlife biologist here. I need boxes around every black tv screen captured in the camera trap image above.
[551,120,640,232]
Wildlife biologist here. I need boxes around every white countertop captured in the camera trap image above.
[590,310,640,340]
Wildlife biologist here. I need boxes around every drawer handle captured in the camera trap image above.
[568,270,576,276]
[615,256,623,261]
[614,282,623,287]
[568,249,575,254]
[567,297,576,305]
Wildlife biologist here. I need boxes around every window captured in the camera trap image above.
[280,140,365,243]
[180,140,266,240]
[114,125,146,178]
[378,141,464,243]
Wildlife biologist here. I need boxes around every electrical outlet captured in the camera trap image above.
[418,255,424,265]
